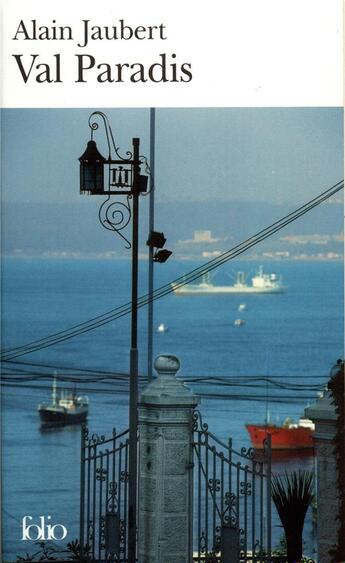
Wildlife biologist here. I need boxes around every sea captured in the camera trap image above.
[1,257,344,561]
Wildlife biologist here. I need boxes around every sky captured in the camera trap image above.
[2,107,343,206]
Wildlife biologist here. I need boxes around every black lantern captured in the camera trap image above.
[79,140,107,194]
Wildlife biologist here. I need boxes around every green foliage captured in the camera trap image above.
[272,535,316,562]
[328,359,345,561]
[16,539,89,562]
[16,542,57,562]
[272,535,288,556]
[271,470,314,563]
[271,470,314,528]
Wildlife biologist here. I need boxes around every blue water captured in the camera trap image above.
[1,258,344,560]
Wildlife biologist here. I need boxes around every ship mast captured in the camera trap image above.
[52,372,58,406]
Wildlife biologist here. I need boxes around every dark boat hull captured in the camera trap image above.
[38,408,87,427]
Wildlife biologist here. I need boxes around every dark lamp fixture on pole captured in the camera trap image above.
[153,249,172,263]
[78,111,148,563]
[147,230,172,263]
[146,230,166,249]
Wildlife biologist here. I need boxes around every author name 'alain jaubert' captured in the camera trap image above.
[12,19,193,84]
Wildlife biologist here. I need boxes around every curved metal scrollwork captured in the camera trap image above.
[88,111,133,161]
[96,467,107,482]
[106,481,118,512]
[120,470,129,483]
[199,530,207,554]
[192,410,199,431]
[91,433,106,446]
[240,445,256,459]
[98,196,132,248]
[240,479,252,496]
[82,424,89,443]
[83,428,106,448]
[223,491,238,527]
[193,409,209,433]
[208,477,221,493]
[225,491,237,508]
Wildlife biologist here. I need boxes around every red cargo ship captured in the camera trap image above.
[246,417,315,450]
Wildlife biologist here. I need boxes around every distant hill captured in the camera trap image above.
[2,198,343,257]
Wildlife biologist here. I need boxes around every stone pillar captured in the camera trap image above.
[305,391,338,563]
[138,355,199,563]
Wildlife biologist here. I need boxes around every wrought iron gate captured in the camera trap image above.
[80,416,272,563]
[79,425,130,562]
[193,411,272,563]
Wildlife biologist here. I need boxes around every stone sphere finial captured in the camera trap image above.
[140,354,198,405]
[154,354,180,377]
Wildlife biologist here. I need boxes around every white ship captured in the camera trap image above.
[171,267,284,295]
[234,318,246,326]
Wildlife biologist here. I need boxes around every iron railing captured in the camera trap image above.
[80,425,130,562]
[192,411,272,563]
[79,416,316,563]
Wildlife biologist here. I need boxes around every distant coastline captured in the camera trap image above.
[3,200,343,263]
[2,251,343,262]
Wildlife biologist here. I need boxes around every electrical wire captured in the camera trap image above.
[1,358,331,381]
[1,180,343,361]
[0,358,131,377]
[0,369,326,391]
[0,381,320,404]
[2,180,342,358]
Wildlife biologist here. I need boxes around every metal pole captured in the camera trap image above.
[266,433,272,563]
[79,425,85,558]
[147,108,156,383]
[128,137,140,563]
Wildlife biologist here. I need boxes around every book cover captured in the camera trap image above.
[1,1,343,562]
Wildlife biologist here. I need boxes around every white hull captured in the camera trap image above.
[172,268,285,295]
[172,283,284,295]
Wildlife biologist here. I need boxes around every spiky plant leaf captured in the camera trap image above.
[271,470,314,563]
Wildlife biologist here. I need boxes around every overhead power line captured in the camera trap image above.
[0,358,130,377]
[0,371,325,391]
[0,380,321,404]
[0,358,330,387]
[1,180,343,361]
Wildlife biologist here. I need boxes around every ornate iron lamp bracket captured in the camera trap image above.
[98,195,132,249]
[86,111,143,197]
[88,111,132,161]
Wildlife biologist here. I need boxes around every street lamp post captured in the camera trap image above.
[78,111,148,563]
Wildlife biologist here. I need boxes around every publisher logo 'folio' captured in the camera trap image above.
[21,516,67,541]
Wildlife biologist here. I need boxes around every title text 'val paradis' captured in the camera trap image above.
[11,19,193,84]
